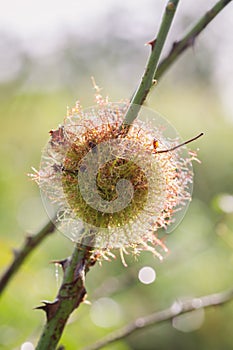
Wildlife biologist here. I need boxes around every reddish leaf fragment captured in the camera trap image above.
[49,126,66,146]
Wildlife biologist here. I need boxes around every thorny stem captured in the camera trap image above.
[121,0,180,128]
[0,219,55,297]
[35,234,97,350]
[155,0,233,81]
[82,288,233,350]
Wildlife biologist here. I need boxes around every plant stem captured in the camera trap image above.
[156,0,233,80]
[83,287,233,350]
[35,234,97,350]
[0,219,55,297]
[122,0,179,128]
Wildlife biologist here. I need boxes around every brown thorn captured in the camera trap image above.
[51,258,70,273]
[25,235,33,245]
[12,248,19,259]
[34,299,59,321]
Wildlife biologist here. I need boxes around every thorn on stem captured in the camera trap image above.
[146,39,156,50]
[35,299,59,321]
[170,40,179,53]
[25,235,33,245]
[51,258,70,273]
[187,36,196,48]
[169,36,196,57]
[12,248,19,258]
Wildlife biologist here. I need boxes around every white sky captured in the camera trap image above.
[1,0,230,41]
[0,0,232,58]
[0,0,233,117]
[0,0,157,38]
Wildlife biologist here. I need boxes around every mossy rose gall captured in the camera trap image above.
[31,91,199,260]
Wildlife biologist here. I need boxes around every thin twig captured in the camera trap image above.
[82,288,233,350]
[156,0,233,80]
[121,0,180,128]
[0,219,55,297]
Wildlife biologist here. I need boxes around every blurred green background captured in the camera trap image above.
[0,1,233,349]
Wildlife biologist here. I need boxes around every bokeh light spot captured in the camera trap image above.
[218,194,233,213]
[138,266,156,284]
[172,308,205,332]
[20,342,34,350]
[90,297,122,328]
